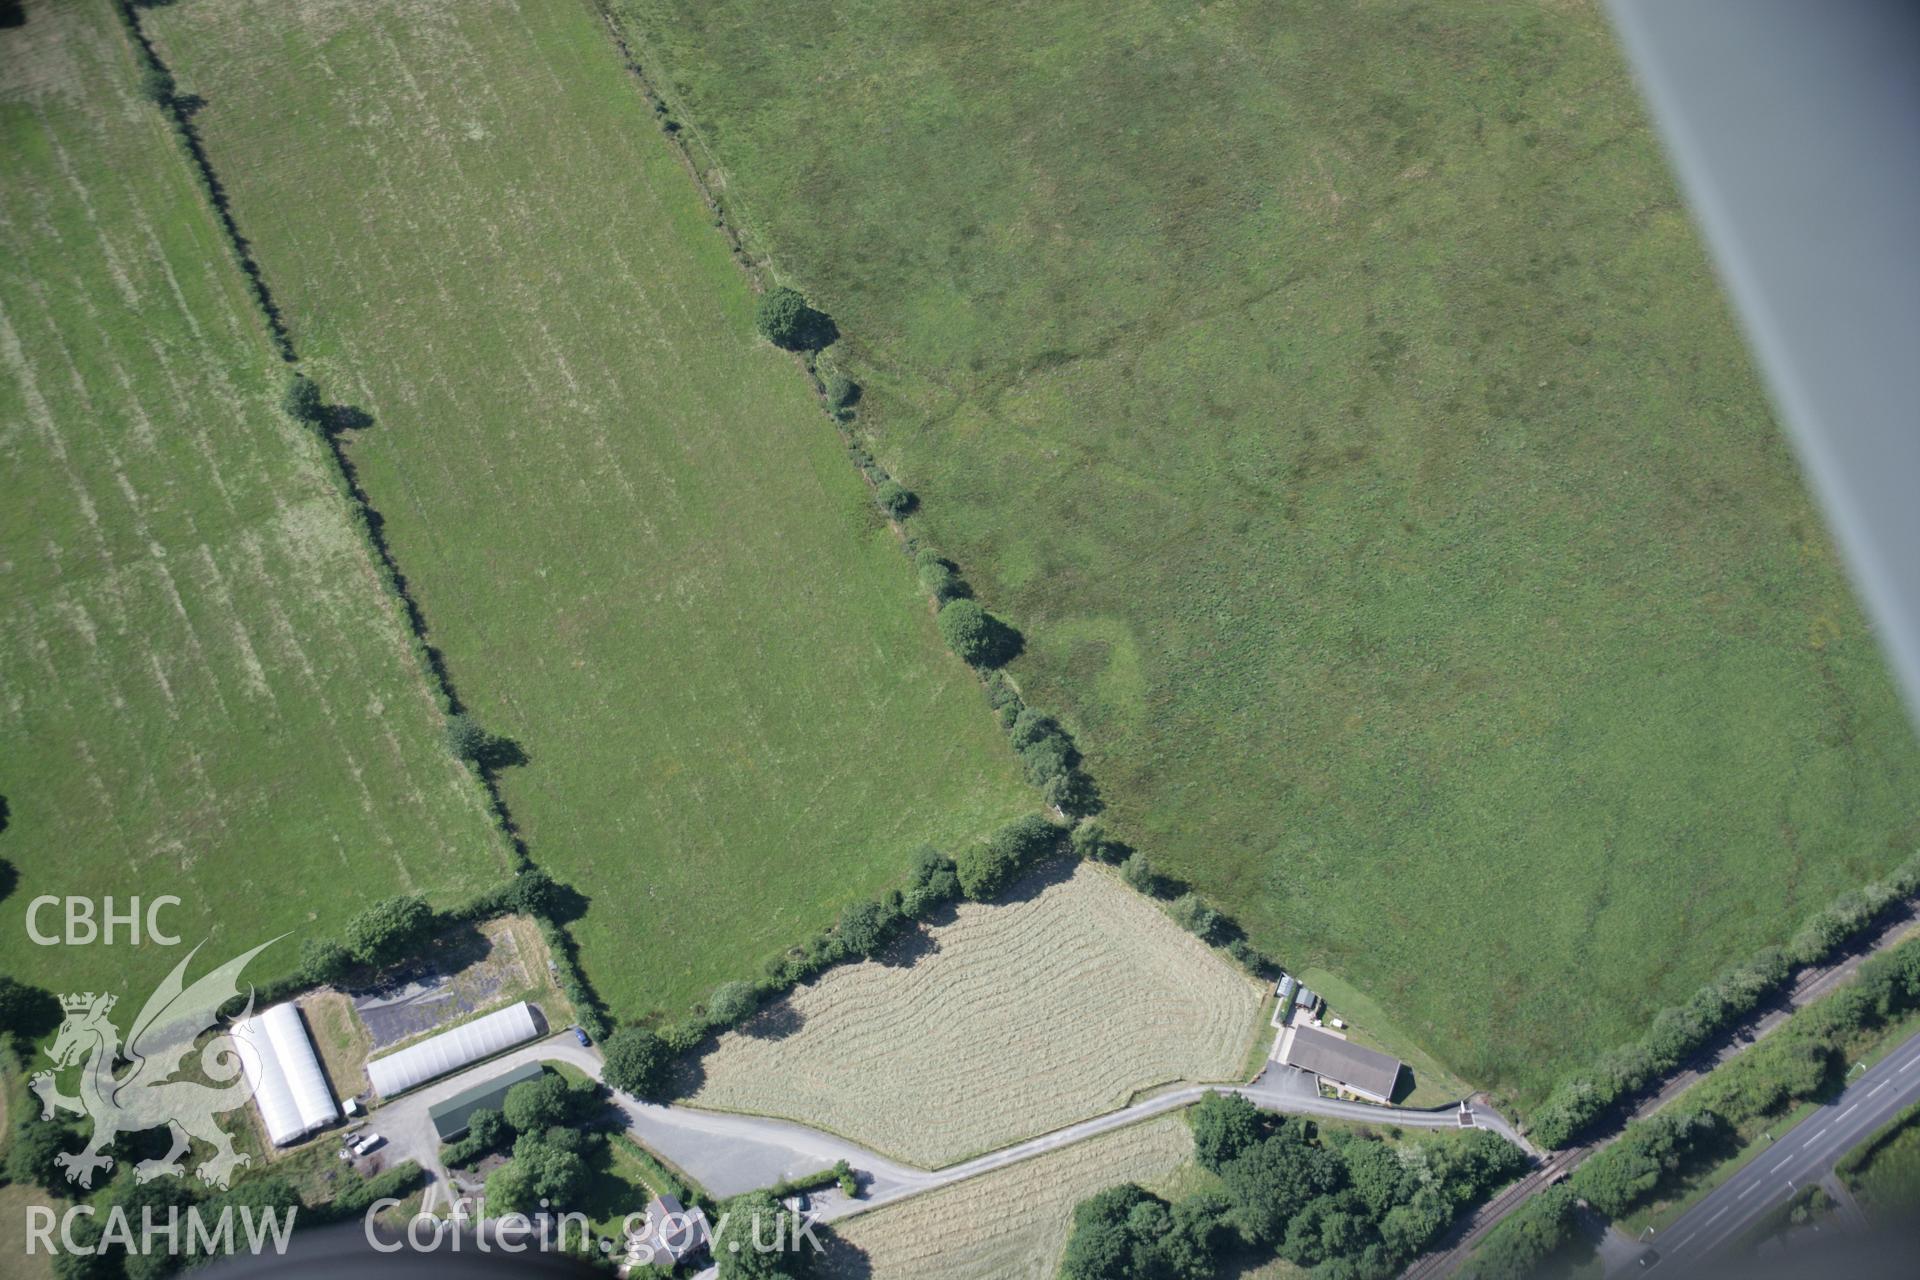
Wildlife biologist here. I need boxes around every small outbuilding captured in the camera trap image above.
[1276,1023,1403,1105]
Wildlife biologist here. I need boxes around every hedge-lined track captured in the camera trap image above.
[0,0,512,1003]
[826,1113,1194,1280]
[144,0,1032,1020]
[689,864,1265,1167]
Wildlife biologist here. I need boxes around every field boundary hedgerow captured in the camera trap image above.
[108,0,612,1039]
[587,0,1286,995]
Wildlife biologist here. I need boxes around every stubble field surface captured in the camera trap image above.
[146,0,1033,1020]
[0,0,511,1006]
[687,862,1266,1166]
[825,1112,1196,1280]
[618,0,1920,1101]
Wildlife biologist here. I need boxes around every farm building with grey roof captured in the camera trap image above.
[1276,1023,1403,1104]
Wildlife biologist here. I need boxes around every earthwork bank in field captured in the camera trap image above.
[146,0,1032,1019]
[687,863,1266,1166]
[0,0,511,1004]
[618,0,1920,1101]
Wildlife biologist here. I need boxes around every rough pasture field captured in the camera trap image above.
[145,0,1032,1019]
[0,0,510,1005]
[825,1113,1195,1280]
[687,863,1266,1166]
[620,0,1920,1100]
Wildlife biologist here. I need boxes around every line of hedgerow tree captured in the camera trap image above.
[1527,849,1920,1148]
[1060,1093,1527,1280]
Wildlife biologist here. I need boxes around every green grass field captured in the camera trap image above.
[0,0,512,1007]
[616,0,1920,1099]
[146,0,1032,1020]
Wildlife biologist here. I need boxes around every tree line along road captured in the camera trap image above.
[1401,898,1920,1280]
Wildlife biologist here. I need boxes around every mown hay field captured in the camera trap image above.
[688,863,1266,1166]
[145,0,1032,1019]
[826,1113,1195,1280]
[618,0,1920,1101]
[0,0,511,1005]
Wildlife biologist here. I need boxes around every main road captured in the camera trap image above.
[1619,1026,1920,1274]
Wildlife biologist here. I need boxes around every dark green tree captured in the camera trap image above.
[7,1119,79,1194]
[1190,1091,1263,1171]
[342,894,433,968]
[754,287,834,352]
[836,899,891,957]
[936,598,1016,667]
[601,1025,671,1098]
[504,868,561,917]
[280,372,325,427]
[708,979,759,1026]
[1459,1184,1578,1280]
[1042,768,1099,816]
[298,936,355,987]
[444,713,488,763]
[918,559,962,602]
[138,62,175,107]
[502,1072,573,1134]
[0,976,60,1045]
[901,844,960,917]
[1219,1126,1345,1244]
[1340,1136,1411,1218]
[1120,851,1159,895]
[955,814,1059,901]
[874,481,916,517]
[1059,1184,1167,1280]
[714,1189,816,1279]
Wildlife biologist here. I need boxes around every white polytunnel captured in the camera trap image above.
[366,1000,541,1098]
[264,1002,339,1133]
[235,1002,339,1147]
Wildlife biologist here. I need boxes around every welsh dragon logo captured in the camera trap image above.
[29,939,278,1191]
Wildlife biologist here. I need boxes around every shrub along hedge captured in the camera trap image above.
[1458,1184,1580,1280]
[1567,1109,1727,1218]
[1684,931,1920,1129]
[1529,852,1920,1148]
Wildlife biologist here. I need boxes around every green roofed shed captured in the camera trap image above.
[428,1061,547,1142]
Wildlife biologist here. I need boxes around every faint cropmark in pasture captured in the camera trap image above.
[29,938,279,1191]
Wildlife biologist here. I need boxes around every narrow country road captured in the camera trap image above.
[1615,1025,1920,1275]
[375,1033,1504,1224]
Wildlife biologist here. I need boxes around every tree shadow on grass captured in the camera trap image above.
[979,615,1025,669]
[817,1230,872,1279]
[996,854,1081,904]
[476,736,530,772]
[875,923,940,969]
[542,878,590,926]
[323,403,375,435]
[739,1001,805,1042]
